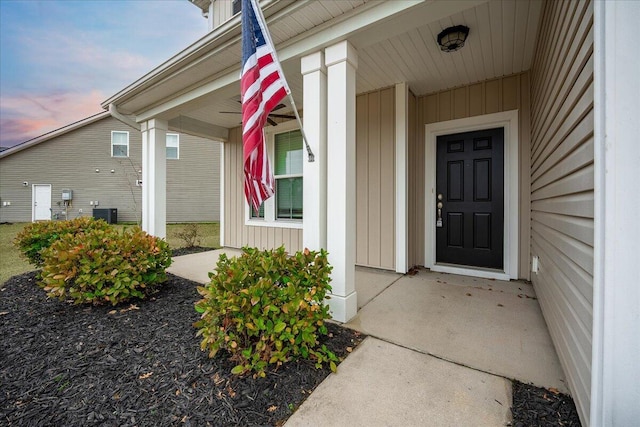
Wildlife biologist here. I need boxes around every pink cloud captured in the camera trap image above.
[0,90,105,147]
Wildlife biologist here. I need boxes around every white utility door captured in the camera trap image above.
[32,184,52,221]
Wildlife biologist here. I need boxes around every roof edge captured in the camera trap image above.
[0,111,112,159]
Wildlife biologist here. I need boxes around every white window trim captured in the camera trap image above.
[111,130,129,158]
[166,133,179,160]
[245,120,303,229]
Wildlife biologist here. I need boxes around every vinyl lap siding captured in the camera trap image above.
[0,116,220,224]
[409,72,532,278]
[356,87,395,270]
[223,127,303,253]
[167,135,220,223]
[529,0,593,425]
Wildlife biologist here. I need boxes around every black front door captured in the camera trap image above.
[435,128,504,269]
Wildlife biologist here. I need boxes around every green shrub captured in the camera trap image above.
[39,226,172,305]
[194,246,337,377]
[14,217,111,267]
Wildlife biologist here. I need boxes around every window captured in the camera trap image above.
[246,123,303,228]
[250,204,264,219]
[274,130,303,219]
[111,131,129,157]
[232,0,241,15]
[166,133,179,159]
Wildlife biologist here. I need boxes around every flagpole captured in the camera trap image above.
[288,95,314,162]
[251,0,315,163]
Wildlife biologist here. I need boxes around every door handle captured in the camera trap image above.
[436,194,443,227]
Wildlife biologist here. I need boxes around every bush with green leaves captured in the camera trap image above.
[194,246,337,377]
[39,226,172,305]
[14,217,112,267]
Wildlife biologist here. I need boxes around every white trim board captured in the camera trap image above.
[424,110,519,281]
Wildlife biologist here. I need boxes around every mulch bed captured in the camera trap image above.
[511,380,582,426]
[0,271,364,426]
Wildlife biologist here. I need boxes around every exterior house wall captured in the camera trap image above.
[356,87,396,270]
[0,116,220,224]
[408,71,532,279]
[223,87,399,271]
[529,0,594,424]
[222,126,303,252]
[212,0,235,29]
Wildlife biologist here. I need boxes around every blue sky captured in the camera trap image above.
[0,0,208,147]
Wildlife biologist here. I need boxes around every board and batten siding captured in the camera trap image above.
[222,126,303,253]
[529,0,593,425]
[0,116,220,224]
[356,87,396,270]
[212,0,236,29]
[409,72,532,279]
[224,87,398,271]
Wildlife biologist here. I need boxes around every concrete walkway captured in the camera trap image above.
[168,250,566,426]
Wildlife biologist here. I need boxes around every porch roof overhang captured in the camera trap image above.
[100,0,542,140]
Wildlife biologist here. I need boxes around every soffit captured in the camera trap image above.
[106,0,543,131]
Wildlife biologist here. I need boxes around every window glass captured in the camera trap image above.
[276,177,303,219]
[111,131,129,157]
[274,130,303,175]
[166,134,179,159]
[274,130,303,220]
[250,203,265,219]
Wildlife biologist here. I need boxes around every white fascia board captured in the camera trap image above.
[135,0,432,122]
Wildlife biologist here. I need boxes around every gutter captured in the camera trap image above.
[109,104,141,131]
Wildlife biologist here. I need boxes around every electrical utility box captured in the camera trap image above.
[93,208,118,224]
[61,189,73,201]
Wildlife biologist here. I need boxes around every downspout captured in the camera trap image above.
[108,103,141,131]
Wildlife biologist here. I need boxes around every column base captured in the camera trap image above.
[327,291,358,323]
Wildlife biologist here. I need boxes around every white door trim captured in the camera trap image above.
[32,184,52,222]
[424,110,519,280]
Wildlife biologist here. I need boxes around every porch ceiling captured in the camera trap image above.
[106,0,543,135]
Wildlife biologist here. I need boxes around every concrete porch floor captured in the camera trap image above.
[168,250,567,426]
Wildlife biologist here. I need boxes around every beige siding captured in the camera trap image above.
[529,0,593,424]
[408,72,532,278]
[222,127,303,253]
[356,87,396,270]
[167,134,220,223]
[0,116,220,224]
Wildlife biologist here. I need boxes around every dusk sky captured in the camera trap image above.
[0,0,208,148]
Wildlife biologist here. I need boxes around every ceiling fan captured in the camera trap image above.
[219,102,296,126]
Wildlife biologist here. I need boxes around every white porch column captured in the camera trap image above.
[592,1,640,425]
[325,41,358,323]
[395,82,409,273]
[141,119,167,238]
[301,51,327,251]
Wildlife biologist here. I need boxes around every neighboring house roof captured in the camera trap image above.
[0,111,112,159]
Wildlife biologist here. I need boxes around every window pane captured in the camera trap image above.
[251,203,264,219]
[274,130,303,175]
[112,132,127,145]
[166,134,179,147]
[112,144,127,157]
[276,177,303,219]
[166,147,178,159]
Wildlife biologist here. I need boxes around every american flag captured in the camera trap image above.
[241,0,289,212]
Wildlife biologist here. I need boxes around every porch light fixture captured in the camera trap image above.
[437,25,469,52]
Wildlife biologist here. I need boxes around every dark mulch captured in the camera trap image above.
[0,271,364,426]
[511,380,582,426]
[171,246,217,257]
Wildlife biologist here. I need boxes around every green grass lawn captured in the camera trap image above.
[0,222,220,286]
